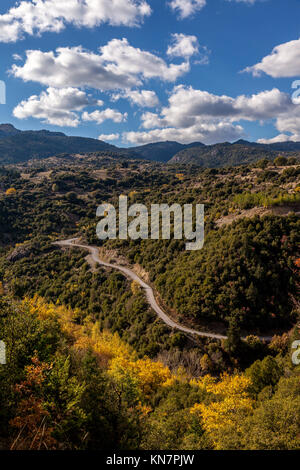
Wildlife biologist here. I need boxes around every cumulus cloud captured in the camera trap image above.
[98,133,120,141]
[0,0,151,43]
[140,85,293,129]
[169,0,262,20]
[124,85,300,145]
[167,34,210,65]
[124,122,244,145]
[82,108,128,124]
[13,85,128,127]
[259,108,300,143]
[112,89,159,107]
[10,46,138,90]
[244,38,300,78]
[11,40,189,91]
[258,134,300,144]
[167,33,199,58]
[257,91,300,143]
[13,87,90,127]
[99,38,189,82]
[169,0,206,19]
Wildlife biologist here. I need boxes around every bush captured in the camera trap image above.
[274,156,288,166]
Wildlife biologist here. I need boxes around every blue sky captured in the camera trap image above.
[1,0,300,146]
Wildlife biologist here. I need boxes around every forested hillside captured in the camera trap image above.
[0,156,299,450]
[0,296,299,450]
[169,141,300,167]
[0,125,115,163]
[1,124,300,166]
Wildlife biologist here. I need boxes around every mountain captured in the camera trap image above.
[0,124,116,164]
[0,123,21,137]
[123,141,205,163]
[268,141,300,152]
[168,140,300,167]
[234,139,300,152]
[0,126,206,164]
[1,123,300,166]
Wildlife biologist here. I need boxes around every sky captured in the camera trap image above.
[0,0,300,147]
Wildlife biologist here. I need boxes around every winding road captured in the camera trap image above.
[54,238,273,342]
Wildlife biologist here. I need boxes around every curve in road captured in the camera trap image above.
[55,238,272,342]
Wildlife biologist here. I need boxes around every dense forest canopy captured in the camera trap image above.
[0,155,299,450]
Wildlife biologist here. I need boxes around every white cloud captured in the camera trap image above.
[167,33,199,58]
[169,0,262,20]
[276,115,300,136]
[10,46,138,90]
[13,87,90,127]
[0,0,151,43]
[11,40,189,91]
[257,91,300,143]
[257,134,300,144]
[98,133,120,141]
[234,89,292,120]
[244,38,300,78]
[82,108,128,124]
[99,38,189,82]
[169,0,206,19]
[140,86,293,129]
[124,122,244,145]
[112,89,159,107]
[124,85,300,145]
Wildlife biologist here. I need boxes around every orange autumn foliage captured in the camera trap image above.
[10,356,57,450]
[22,296,173,399]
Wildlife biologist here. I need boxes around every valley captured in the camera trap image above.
[0,137,299,451]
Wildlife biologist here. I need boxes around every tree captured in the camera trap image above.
[191,374,253,449]
[10,356,58,450]
[225,318,242,355]
[274,156,288,166]
[287,157,298,165]
[5,187,16,195]
[245,356,283,395]
[255,158,269,169]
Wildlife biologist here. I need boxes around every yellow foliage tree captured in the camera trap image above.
[23,296,133,363]
[108,356,172,399]
[191,373,254,449]
[6,187,17,195]
[22,296,173,402]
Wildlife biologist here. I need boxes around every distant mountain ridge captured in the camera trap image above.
[0,125,207,164]
[0,124,116,163]
[0,124,300,166]
[168,140,300,167]
[0,123,21,137]
[125,141,205,162]
[0,123,66,138]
